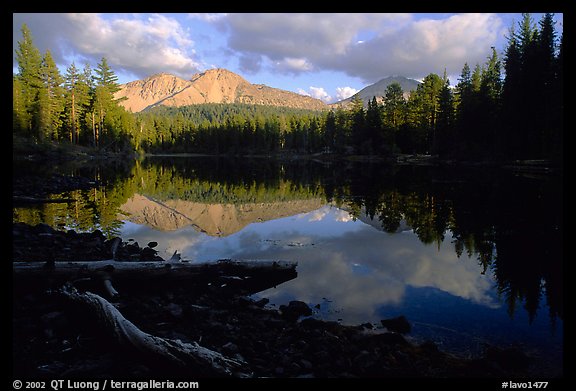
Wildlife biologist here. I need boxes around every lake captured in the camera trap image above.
[13,156,563,376]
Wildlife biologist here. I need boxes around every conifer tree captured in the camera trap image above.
[64,63,90,143]
[382,82,405,130]
[435,70,454,156]
[349,95,365,153]
[365,96,384,154]
[14,23,42,136]
[36,50,64,140]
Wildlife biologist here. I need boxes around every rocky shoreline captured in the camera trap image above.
[12,222,542,380]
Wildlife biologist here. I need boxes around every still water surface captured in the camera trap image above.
[13,156,563,374]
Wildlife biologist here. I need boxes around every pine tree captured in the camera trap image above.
[64,63,90,144]
[14,23,43,136]
[81,64,99,146]
[407,73,443,153]
[36,50,64,141]
[536,13,558,158]
[349,95,365,153]
[471,64,482,93]
[454,63,473,155]
[480,48,502,104]
[13,75,27,133]
[365,96,384,154]
[478,47,502,157]
[501,13,561,159]
[95,57,121,95]
[421,73,443,131]
[382,82,405,130]
[517,13,540,158]
[94,57,124,146]
[501,24,523,158]
[435,70,454,156]
[334,106,350,154]
[323,110,336,152]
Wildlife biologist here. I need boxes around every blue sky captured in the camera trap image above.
[13,13,563,103]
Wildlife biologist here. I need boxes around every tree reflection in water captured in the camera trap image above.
[13,157,563,326]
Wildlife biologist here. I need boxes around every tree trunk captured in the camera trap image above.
[13,259,298,297]
[70,91,75,143]
[92,110,97,147]
[59,284,248,376]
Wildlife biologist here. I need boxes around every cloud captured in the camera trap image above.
[298,86,332,103]
[224,13,408,59]
[342,13,504,79]
[187,13,228,23]
[335,86,359,101]
[276,57,313,72]
[13,13,74,64]
[300,86,359,104]
[220,13,504,83]
[116,203,498,325]
[334,209,354,222]
[237,54,263,74]
[14,13,518,87]
[227,208,498,324]
[307,208,329,222]
[13,13,201,80]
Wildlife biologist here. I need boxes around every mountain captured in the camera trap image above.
[119,193,325,236]
[115,68,328,112]
[330,76,420,108]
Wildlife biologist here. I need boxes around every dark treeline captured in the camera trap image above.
[135,104,325,155]
[14,14,562,162]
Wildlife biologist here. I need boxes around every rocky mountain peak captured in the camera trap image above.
[118,73,192,113]
[192,68,248,82]
[115,68,327,112]
[330,76,420,109]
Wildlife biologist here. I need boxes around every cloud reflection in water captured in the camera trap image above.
[228,206,499,325]
[121,205,499,326]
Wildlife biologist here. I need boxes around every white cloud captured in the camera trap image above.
[228,213,499,324]
[222,14,408,75]
[298,86,332,103]
[334,209,354,222]
[335,86,359,101]
[68,13,200,77]
[13,13,202,80]
[14,12,532,86]
[187,13,228,22]
[220,13,505,83]
[307,209,328,222]
[277,57,313,72]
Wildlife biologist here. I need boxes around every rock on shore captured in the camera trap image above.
[12,223,534,379]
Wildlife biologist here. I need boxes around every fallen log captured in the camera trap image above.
[13,259,298,296]
[59,284,248,377]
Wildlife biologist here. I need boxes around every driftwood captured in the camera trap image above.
[13,259,298,297]
[15,258,297,375]
[13,258,297,277]
[59,284,248,377]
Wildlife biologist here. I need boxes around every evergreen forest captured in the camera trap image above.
[13,14,563,163]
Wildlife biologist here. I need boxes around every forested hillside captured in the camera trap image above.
[13,14,563,162]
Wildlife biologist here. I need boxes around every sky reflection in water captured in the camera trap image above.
[120,204,562,360]
[124,205,497,312]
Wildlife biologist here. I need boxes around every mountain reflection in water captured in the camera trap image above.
[13,156,563,374]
